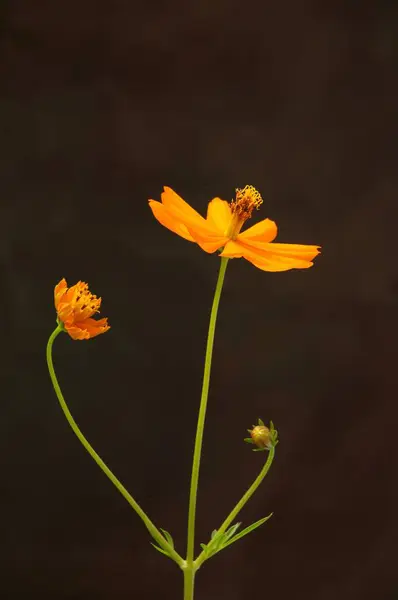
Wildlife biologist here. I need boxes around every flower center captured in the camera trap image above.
[226,185,263,239]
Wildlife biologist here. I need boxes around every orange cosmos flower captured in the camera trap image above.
[54,278,110,340]
[149,185,320,271]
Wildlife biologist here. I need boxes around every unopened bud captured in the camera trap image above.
[249,425,271,449]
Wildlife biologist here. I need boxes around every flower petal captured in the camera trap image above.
[238,218,278,243]
[219,240,245,258]
[243,240,321,262]
[65,317,110,340]
[245,255,315,272]
[54,278,67,309]
[161,187,205,222]
[221,239,320,271]
[64,281,84,304]
[149,200,195,241]
[185,226,228,253]
[57,301,75,322]
[206,197,232,233]
[64,323,91,340]
[153,188,221,239]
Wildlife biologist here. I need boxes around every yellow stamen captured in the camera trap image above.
[226,185,263,239]
[232,185,263,218]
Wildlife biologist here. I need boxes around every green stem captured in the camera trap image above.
[183,567,195,600]
[194,445,275,569]
[185,257,229,594]
[46,325,184,568]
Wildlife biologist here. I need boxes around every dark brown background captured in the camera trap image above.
[1,1,397,599]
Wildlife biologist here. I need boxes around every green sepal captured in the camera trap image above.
[151,543,171,558]
[209,531,224,553]
[200,523,242,559]
[244,437,254,444]
[269,421,279,447]
[223,522,241,541]
[56,317,65,331]
[258,418,265,426]
[160,528,174,548]
[202,528,225,555]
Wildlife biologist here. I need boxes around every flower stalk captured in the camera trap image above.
[184,256,229,598]
[46,325,184,568]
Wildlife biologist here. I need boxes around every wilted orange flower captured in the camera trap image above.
[54,278,110,340]
[149,185,320,271]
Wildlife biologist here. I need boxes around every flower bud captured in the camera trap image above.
[249,425,271,449]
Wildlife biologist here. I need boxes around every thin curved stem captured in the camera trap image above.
[186,257,229,576]
[194,445,275,569]
[46,326,184,568]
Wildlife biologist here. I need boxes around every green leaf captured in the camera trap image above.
[258,418,265,426]
[244,437,254,444]
[200,515,273,563]
[160,528,174,548]
[151,543,171,558]
[222,514,273,550]
[210,530,218,540]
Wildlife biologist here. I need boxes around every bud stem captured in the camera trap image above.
[194,444,275,570]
